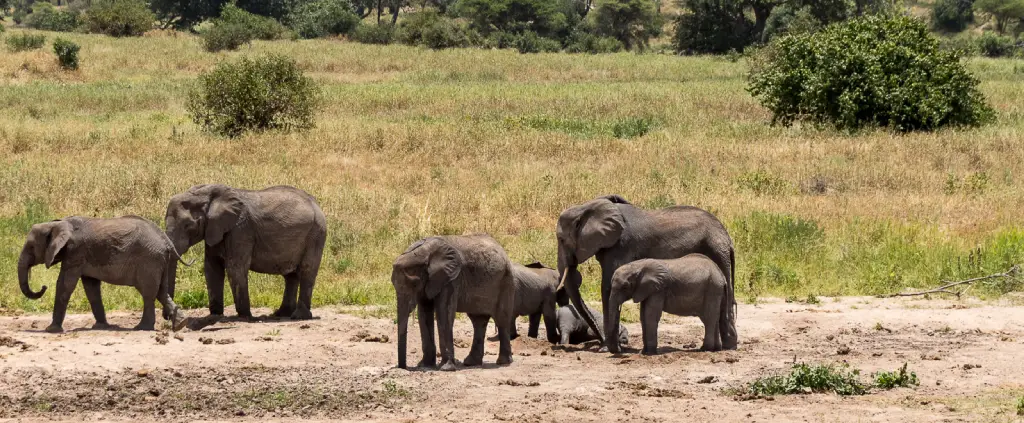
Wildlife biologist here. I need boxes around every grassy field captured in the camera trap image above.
[1,28,1023,315]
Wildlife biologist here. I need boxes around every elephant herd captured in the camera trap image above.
[17,186,738,371]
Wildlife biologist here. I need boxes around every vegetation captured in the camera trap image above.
[932,0,975,32]
[591,0,662,50]
[53,37,80,70]
[873,363,920,389]
[748,363,868,396]
[748,15,994,132]
[351,23,397,44]
[1017,396,1024,416]
[201,4,286,52]
[287,0,361,39]
[187,54,318,137]
[974,0,1024,34]
[85,0,156,37]
[4,31,45,51]
[24,1,80,32]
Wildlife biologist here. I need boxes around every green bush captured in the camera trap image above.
[513,30,561,53]
[400,10,477,49]
[873,363,920,389]
[53,37,80,70]
[673,0,752,54]
[749,363,868,396]
[976,32,1020,57]
[931,0,974,32]
[456,0,574,39]
[187,54,318,137]
[24,2,81,32]
[939,33,980,55]
[591,0,662,50]
[5,32,46,52]
[85,0,155,37]
[287,0,360,39]
[201,4,286,52]
[483,30,518,48]
[351,23,397,44]
[565,30,625,53]
[748,15,994,132]
[201,23,252,52]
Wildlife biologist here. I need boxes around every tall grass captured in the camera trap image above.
[1,29,1023,313]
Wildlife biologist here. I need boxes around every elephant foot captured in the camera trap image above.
[271,308,294,318]
[289,309,313,320]
[92,322,112,330]
[416,359,437,369]
[462,355,483,367]
[134,322,156,331]
[44,324,64,334]
[641,347,658,356]
[171,313,188,332]
[598,346,609,353]
[439,361,458,372]
[496,355,513,366]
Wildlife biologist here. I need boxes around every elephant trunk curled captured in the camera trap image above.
[18,248,46,300]
[557,247,604,344]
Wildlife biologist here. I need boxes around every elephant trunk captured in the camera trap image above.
[605,293,624,354]
[18,249,46,300]
[557,250,604,345]
[396,295,413,369]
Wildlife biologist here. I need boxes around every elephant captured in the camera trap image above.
[605,255,731,354]
[556,302,629,346]
[164,184,327,320]
[392,235,515,371]
[502,261,560,343]
[555,194,737,351]
[17,216,189,333]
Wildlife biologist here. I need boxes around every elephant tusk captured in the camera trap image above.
[556,268,569,291]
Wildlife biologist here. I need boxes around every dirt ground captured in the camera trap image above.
[1,297,1023,423]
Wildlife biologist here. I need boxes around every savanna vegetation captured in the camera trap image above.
[0,0,1023,316]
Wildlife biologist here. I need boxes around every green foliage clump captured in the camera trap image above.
[201,4,286,52]
[25,2,81,32]
[5,32,46,52]
[748,15,994,132]
[53,38,80,70]
[673,0,751,54]
[513,30,561,53]
[351,23,397,44]
[873,363,920,389]
[931,0,974,32]
[399,10,477,49]
[1017,396,1024,416]
[975,32,1020,57]
[591,0,662,50]
[749,363,868,396]
[85,0,155,37]
[975,0,1024,34]
[456,0,573,39]
[611,116,656,138]
[187,54,318,137]
[287,0,360,39]
[565,28,625,53]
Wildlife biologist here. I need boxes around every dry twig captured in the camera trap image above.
[878,265,1021,298]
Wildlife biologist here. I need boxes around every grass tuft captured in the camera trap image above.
[748,363,868,396]
[873,363,920,389]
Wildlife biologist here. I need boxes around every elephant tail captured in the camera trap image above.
[161,231,195,267]
[730,247,737,320]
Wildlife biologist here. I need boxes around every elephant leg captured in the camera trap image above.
[699,304,721,352]
[134,281,159,331]
[157,277,186,331]
[225,260,252,319]
[495,313,513,365]
[640,297,664,355]
[527,313,541,339]
[292,255,320,321]
[464,314,489,366]
[47,268,81,333]
[417,298,437,369]
[81,277,109,329]
[204,256,226,316]
[435,294,458,371]
[273,272,300,318]
[543,302,560,344]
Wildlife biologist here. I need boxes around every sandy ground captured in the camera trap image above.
[1,297,1023,423]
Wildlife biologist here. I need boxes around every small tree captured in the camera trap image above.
[287,0,360,39]
[591,0,662,50]
[85,0,155,37]
[188,54,318,137]
[975,0,1024,33]
[24,1,81,31]
[673,0,752,54]
[53,37,80,70]
[201,4,286,52]
[932,0,975,32]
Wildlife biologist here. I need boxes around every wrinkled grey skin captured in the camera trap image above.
[18,216,187,333]
[606,255,732,354]
[555,195,737,351]
[392,235,515,371]
[556,303,628,346]
[500,262,560,343]
[165,184,327,320]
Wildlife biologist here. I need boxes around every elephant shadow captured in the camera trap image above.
[22,324,136,334]
[399,361,510,372]
[184,314,320,331]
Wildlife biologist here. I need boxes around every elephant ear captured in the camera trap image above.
[425,239,462,300]
[44,221,73,268]
[632,262,668,303]
[576,200,625,262]
[523,261,548,269]
[205,191,243,246]
[596,194,631,205]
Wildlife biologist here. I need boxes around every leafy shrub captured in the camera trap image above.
[673,0,752,54]
[287,0,360,39]
[748,15,994,132]
[1017,396,1024,416]
[749,363,868,396]
[400,10,477,49]
[513,30,561,53]
[187,54,318,137]
[762,3,823,42]
[53,38,80,70]
[25,2,81,32]
[483,30,518,49]
[456,0,573,39]
[201,23,251,52]
[976,32,1020,57]
[201,4,286,52]
[932,0,974,32]
[351,23,397,44]
[873,363,920,389]
[939,33,980,55]
[612,116,656,138]
[85,0,155,37]
[565,30,624,53]
[591,0,662,50]
[5,32,46,52]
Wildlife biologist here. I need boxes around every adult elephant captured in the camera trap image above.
[164,184,327,320]
[555,194,737,350]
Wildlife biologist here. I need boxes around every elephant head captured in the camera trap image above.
[391,237,464,369]
[18,220,74,300]
[164,184,244,255]
[555,195,629,344]
[605,260,664,353]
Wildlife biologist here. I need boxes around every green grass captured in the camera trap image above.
[1,29,1023,314]
[748,363,868,396]
[873,363,920,390]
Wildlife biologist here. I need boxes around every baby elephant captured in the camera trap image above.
[17,216,189,333]
[503,262,560,343]
[557,300,629,346]
[605,254,736,354]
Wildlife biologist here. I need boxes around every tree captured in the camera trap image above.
[673,0,752,54]
[149,0,225,29]
[932,0,974,32]
[975,0,1024,33]
[456,0,573,37]
[591,0,662,50]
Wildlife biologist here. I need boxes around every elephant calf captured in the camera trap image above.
[556,302,628,346]
[503,262,559,343]
[606,254,736,354]
[17,216,188,333]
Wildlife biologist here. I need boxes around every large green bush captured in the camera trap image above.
[85,0,155,37]
[673,0,752,54]
[748,15,994,132]
[975,31,1020,56]
[187,54,318,137]
[24,2,81,32]
[201,4,286,52]
[591,0,662,50]
[456,0,573,39]
[931,0,974,32]
[53,37,80,70]
[512,30,561,53]
[565,28,625,53]
[287,0,360,39]
[351,23,397,44]
[399,10,477,49]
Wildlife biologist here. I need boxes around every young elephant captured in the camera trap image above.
[556,302,629,346]
[605,254,735,354]
[17,216,189,333]
[504,262,559,343]
[392,235,515,371]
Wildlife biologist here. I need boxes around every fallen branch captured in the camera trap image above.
[878,265,1021,299]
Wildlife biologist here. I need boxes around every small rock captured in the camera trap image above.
[137,369,151,377]
[697,376,717,384]
[216,338,235,345]
[299,324,311,329]
[540,350,548,356]
[725,357,739,363]
[198,337,214,345]
[174,333,184,342]
[837,345,851,355]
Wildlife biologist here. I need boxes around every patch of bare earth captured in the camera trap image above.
[0,297,1022,422]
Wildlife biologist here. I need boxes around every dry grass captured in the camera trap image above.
[1,29,1023,314]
